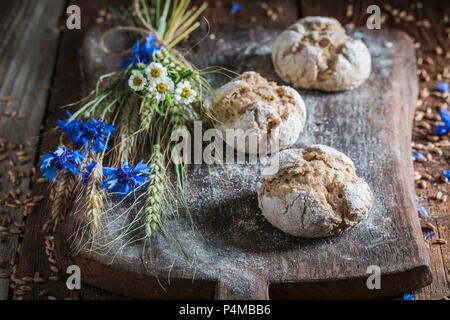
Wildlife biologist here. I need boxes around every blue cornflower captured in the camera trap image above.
[417,206,430,220]
[230,2,242,14]
[439,109,450,125]
[57,112,82,140]
[411,152,425,161]
[121,33,162,69]
[424,230,434,240]
[39,146,85,182]
[443,169,450,181]
[81,161,97,184]
[402,293,416,300]
[433,82,449,93]
[58,114,115,153]
[433,109,450,137]
[78,118,115,153]
[103,160,150,196]
[434,125,449,136]
[142,33,161,57]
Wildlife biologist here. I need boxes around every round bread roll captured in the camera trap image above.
[212,71,306,155]
[272,17,371,92]
[258,145,373,238]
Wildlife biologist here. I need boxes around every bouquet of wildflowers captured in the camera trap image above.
[39,0,210,238]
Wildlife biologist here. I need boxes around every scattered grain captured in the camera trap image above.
[433,239,447,245]
[417,180,427,189]
[49,266,59,273]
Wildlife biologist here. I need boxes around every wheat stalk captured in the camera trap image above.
[154,49,213,126]
[133,0,207,48]
[45,174,76,233]
[128,99,140,162]
[85,164,104,236]
[171,103,185,129]
[170,103,187,183]
[140,96,155,132]
[143,144,166,236]
[116,97,141,164]
[116,101,131,164]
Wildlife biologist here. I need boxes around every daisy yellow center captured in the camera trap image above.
[181,87,191,98]
[133,77,143,86]
[156,83,168,93]
[151,68,161,77]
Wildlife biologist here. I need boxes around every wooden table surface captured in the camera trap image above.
[0,0,449,300]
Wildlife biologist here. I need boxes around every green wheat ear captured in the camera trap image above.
[144,144,166,236]
[154,49,184,72]
[140,95,155,132]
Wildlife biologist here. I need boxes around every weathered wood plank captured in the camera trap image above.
[0,0,65,300]
[14,0,128,300]
[436,215,450,282]
[409,0,450,298]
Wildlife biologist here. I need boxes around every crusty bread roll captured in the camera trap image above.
[212,71,306,155]
[272,17,371,92]
[258,145,373,238]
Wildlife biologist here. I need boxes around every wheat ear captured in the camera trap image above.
[154,49,187,73]
[140,96,155,132]
[46,174,75,233]
[143,144,166,236]
[118,99,140,164]
[85,164,104,236]
[170,103,187,186]
[117,103,131,163]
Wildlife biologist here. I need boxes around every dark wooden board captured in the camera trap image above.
[3,0,445,301]
[53,24,431,300]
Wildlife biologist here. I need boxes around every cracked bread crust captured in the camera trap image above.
[212,71,306,155]
[258,145,373,238]
[272,17,372,92]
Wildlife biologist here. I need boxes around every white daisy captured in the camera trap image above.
[175,81,197,105]
[128,71,147,92]
[145,62,167,83]
[150,77,174,102]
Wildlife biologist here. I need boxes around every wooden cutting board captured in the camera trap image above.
[55,26,431,299]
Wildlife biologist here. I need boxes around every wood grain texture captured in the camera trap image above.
[299,0,450,300]
[0,0,64,300]
[14,0,127,300]
[197,0,299,29]
[54,25,431,299]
